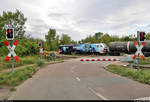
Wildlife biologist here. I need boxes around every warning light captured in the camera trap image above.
[6,28,14,40]
[140,32,146,41]
[38,42,42,47]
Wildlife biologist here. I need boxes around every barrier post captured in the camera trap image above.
[11,41,14,73]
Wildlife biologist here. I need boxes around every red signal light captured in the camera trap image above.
[7,29,12,34]
[140,32,146,41]
[141,33,144,37]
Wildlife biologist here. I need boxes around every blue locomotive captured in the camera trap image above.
[58,43,108,55]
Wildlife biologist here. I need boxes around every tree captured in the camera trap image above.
[45,28,56,44]
[60,34,71,45]
[94,32,103,41]
[81,35,96,43]
[45,28,57,50]
[146,33,150,40]
[52,35,60,51]
[100,34,111,45]
[111,35,120,42]
[78,40,82,44]
[71,40,78,44]
[0,9,27,40]
[120,36,130,41]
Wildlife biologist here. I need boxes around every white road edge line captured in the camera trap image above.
[134,97,150,100]
[72,65,77,69]
[88,87,108,100]
[76,77,81,81]
[71,65,77,73]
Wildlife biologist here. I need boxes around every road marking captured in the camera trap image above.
[71,65,77,73]
[72,65,77,69]
[88,87,108,100]
[76,77,81,81]
[134,96,150,100]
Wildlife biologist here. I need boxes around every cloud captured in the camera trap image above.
[0,0,150,41]
[48,13,70,18]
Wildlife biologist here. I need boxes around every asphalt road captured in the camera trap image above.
[9,56,150,100]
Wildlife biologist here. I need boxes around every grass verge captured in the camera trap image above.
[106,64,150,85]
[36,59,45,67]
[0,56,39,71]
[0,55,64,72]
[10,87,16,92]
[0,65,39,87]
[0,58,64,87]
[140,57,150,65]
[0,85,3,89]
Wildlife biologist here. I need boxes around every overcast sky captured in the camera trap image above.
[0,0,150,41]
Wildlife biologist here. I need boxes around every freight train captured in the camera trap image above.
[108,40,150,57]
[58,43,109,55]
[58,40,150,57]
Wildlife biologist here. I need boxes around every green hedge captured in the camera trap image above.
[0,38,39,57]
[0,56,39,71]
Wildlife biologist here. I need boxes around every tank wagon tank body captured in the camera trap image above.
[109,40,150,56]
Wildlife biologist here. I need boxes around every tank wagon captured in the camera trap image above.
[109,40,150,56]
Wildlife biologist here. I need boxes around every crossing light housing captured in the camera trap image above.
[6,28,14,40]
[38,42,42,47]
[140,32,146,41]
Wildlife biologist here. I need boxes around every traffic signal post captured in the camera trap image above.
[38,42,44,60]
[5,26,19,73]
[135,31,146,71]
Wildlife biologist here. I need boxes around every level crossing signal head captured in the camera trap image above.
[6,28,14,40]
[140,32,146,41]
[38,42,42,47]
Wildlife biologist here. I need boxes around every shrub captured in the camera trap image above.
[36,59,45,67]
[10,87,16,92]
[0,66,37,86]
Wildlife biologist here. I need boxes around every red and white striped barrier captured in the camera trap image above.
[133,40,146,60]
[4,40,19,62]
[80,58,120,62]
